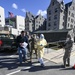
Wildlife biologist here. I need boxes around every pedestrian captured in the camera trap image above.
[36,34,47,68]
[16,31,29,65]
[29,34,38,63]
[25,31,31,54]
[63,34,73,68]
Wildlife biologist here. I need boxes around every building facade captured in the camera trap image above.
[47,0,75,32]
[5,15,25,35]
[0,6,5,27]
[34,14,46,31]
[65,1,75,29]
[25,12,46,32]
[47,0,65,30]
[16,16,25,34]
[25,12,34,32]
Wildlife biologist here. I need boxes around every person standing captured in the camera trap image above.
[25,31,31,55]
[36,34,47,68]
[63,34,73,68]
[29,34,38,63]
[16,31,28,64]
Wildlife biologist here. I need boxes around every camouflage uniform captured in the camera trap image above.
[63,35,73,67]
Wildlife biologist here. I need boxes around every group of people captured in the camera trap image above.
[16,31,47,68]
[16,30,74,68]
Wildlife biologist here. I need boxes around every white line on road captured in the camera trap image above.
[6,60,48,75]
[7,55,18,58]
[6,70,21,75]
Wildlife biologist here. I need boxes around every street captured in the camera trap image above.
[0,51,75,75]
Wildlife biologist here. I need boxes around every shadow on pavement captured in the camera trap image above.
[0,59,32,70]
[21,65,63,72]
[0,59,18,70]
[21,64,75,72]
[60,67,75,70]
[0,52,32,70]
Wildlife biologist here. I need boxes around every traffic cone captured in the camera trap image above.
[73,64,75,69]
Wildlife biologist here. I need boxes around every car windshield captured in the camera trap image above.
[0,34,14,39]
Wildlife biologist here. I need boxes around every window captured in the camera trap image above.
[69,11,70,15]
[52,2,54,6]
[68,23,69,27]
[49,17,51,21]
[54,15,57,19]
[62,7,64,10]
[70,24,73,28]
[36,25,38,27]
[32,15,34,17]
[36,21,38,23]
[28,20,30,22]
[54,21,57,26]
[68,17,70,21]
[48,23,51,27]
[0,15,1,17]
[0,20,1,22]
[55,8,58,13]
[49,10,51,15]
[71,13,74,17]
[63,22,64,26]
[71,19,73,23]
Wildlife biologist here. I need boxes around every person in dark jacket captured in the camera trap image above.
[16,31,28,64]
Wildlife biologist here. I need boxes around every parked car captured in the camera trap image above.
[0,34,17,52]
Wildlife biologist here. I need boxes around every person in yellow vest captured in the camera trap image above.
[36,34,47,68]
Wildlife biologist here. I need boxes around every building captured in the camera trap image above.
[25,12,34,32]
[5,15,25,35]
[0,6,5,27]
[16,16,25,34]
[65,1,75,30]
[47,0,65,30]
[34,14,46,31]
[25,12,46,32]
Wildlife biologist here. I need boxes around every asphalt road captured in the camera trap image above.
[0,52,75,75]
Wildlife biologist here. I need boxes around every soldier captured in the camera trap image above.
[29,34,38,63]
[63,34,73,68]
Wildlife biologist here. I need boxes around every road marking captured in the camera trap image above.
[9,55,18,58]
[6,60,48,75]
[6,55,18,58]
[6,70,21,75]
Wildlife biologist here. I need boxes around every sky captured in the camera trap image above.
[0,0,72,18]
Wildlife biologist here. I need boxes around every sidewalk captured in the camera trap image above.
[43,44,75,66]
